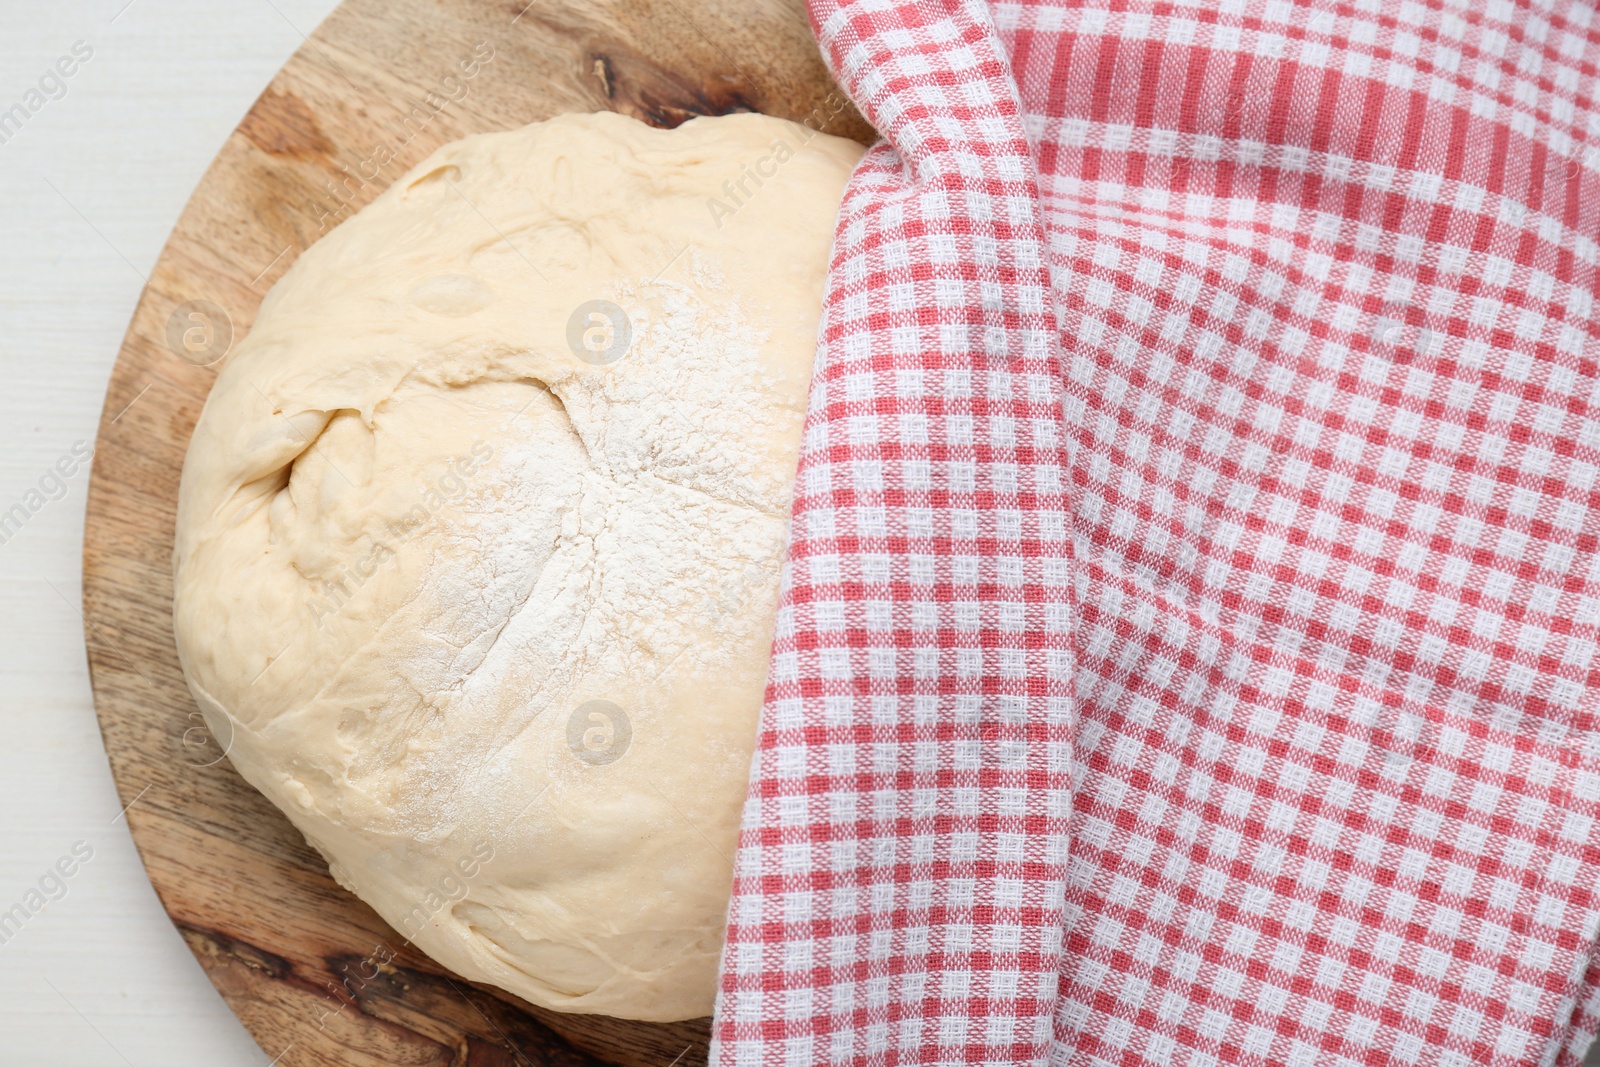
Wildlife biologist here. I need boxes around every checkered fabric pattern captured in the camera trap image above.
[712,0,1075,1063]
[714,1,1600,1065]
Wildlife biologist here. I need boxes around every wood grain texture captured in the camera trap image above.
[80,1,870,1063]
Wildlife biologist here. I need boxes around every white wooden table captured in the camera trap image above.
[3,2,1597,1064]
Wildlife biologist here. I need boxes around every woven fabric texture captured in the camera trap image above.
[714,1,1600,1065]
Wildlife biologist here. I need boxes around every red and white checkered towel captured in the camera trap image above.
[714,1,1600,1064]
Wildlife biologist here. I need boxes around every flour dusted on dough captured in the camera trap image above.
[171,111,863,1021]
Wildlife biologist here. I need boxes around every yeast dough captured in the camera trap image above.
[172,111,862,1021]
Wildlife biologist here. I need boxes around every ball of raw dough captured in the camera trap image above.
[172,111,862,1021]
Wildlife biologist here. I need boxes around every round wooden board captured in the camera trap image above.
[81,2,870,1064]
